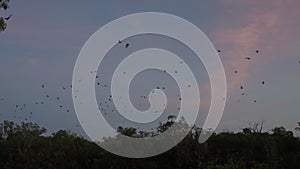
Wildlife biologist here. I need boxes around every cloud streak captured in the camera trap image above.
[211,0,300,93]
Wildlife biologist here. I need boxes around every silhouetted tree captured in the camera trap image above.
[0,0,11,32]
[296,122,300,131]
[0,119,300,169]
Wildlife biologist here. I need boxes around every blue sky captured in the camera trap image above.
[0,0,300,137]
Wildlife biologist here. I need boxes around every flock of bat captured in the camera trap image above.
[0,39,299,128]
[0,41,133,127]
[219,49,266,103]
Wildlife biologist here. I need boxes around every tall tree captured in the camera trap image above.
[0,0,11,32]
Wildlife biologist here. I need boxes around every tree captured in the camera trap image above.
[0,120,300,168]
[296,122,300,131]
[242,121,265,134]
[0,0,11,32]
[272,126,293,137]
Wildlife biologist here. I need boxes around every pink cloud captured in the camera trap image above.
[211,0,300,93]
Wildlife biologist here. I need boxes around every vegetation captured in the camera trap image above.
[0,0,11,32]
[0,119,299,169]
[1,1,299,168]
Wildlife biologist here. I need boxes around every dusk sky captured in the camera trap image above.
[0,0,300,138]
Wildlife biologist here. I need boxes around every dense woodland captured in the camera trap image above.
[0,119,299,169]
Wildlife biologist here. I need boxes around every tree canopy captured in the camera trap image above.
[0,119,299,169]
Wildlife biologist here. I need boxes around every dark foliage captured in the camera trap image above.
[0,0,10,32]
[0,120,299,169]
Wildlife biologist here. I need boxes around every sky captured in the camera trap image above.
[0,0,300,138]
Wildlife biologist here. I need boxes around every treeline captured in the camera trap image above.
[0,120,299,169]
